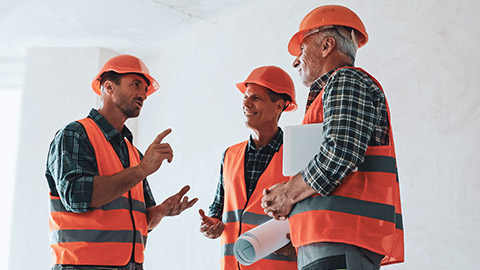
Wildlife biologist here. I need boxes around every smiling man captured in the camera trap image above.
[199,66,298,270]
[46,55,197,270]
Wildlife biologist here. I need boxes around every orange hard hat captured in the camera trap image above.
[91,54,160,96]
[288,5,368,56]
[236,66,297,112]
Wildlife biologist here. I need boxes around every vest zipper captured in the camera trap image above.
[128,190,137,263]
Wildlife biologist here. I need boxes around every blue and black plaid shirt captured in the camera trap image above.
[301,67,390,196]
[46,109,156,213]
[208,128,283,220]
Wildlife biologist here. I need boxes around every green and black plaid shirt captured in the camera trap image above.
[301,67,390,196]
[46,109,156,213]
[208,128,283,220]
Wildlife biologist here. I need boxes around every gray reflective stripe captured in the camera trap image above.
[223,244,296,262]
[395,213,403,230]
[263,253,297,262]
[222,209,242,224]
[50,229,147,245]
[242,212,271,226]
[358,155,397,174]
[222,210,271,225]
[50,197,146,213]
[223,243,235,256]
[290,195,403,230]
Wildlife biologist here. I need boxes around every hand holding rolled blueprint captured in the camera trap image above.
[233,219,290,265]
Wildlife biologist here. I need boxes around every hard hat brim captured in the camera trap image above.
[91,72,160,96]
[235,82,297,112]
[288,27,368,56]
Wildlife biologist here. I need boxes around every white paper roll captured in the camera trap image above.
[233,219,290,266]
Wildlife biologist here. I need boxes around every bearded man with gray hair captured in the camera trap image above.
[262,5,404,270]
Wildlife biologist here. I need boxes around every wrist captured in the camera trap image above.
[287,174,317,203]
[134,163,148,180]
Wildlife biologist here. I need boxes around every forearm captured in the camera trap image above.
[147,206,164,231]
[90,164,148,208]
[285,174,318,204]
[304,71,375,195]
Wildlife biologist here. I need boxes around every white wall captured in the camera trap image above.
[9,0,480,269]
[8,47,117,269]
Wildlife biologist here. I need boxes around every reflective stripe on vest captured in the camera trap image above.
[289,67,404,266]
[223,243,294,261]
[220,141,297,270]
[49,117,148,266]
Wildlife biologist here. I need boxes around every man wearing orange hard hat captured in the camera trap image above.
[46,54,197,270]
[199,66,298,270]
[262,5,404,269]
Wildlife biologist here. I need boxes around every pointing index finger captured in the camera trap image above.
[153,128,172,144]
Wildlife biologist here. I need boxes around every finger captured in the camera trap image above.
[269,183,279,190]
[176,185,191,198]
[209,222,223,236]
[171,196,183,215]
[156,143,173,153]
[199,209,207,218]
[200,224,209,232]
[153,128,172,144]
[263,188,269,195]
[267,211,277,219]
[198,207,215,225]
[155,145,174,162]
[186,198,198,209]
[178,196,192,214]
[261,201,269,209]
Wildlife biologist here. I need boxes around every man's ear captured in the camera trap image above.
[321,36,336,57]
[103,80,114,95]
[276,99,286,113]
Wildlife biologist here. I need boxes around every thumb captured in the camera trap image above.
[198,209,215,226]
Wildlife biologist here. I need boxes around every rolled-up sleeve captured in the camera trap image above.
[208,150,227,220]
[46,122,97,213]
[300,69,376,196]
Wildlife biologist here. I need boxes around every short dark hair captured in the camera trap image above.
[266,89,292,111]
[99,71,150,87]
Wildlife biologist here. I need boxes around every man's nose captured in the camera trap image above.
[292,55,301,68]
[140,88,147,101]
[243,97,252,107]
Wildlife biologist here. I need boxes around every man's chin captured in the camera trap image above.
[125,110,141,118]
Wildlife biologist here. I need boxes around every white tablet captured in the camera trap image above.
[283,123,324,176]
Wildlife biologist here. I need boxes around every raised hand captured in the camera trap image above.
[139,128,174,177]
[199,209,225,239]
[158,185,198,217]
[147,185,198,231]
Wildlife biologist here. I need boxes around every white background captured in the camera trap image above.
[2,0,480,269]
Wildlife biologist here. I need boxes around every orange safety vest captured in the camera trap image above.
[49,117,148,266]
[221,141,297,270]
[288,67,404,265]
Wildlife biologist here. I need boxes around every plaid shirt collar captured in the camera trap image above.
[247,128,283,153]
[88,108,134,144]
[306,65,353,112]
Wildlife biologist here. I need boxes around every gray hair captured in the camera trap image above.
[313,27,358,64]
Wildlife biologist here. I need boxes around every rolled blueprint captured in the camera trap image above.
[233,219,290,266]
